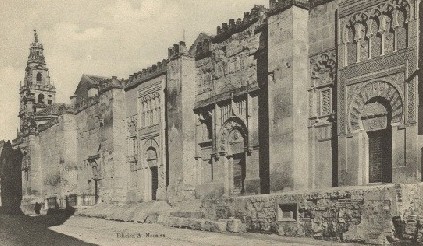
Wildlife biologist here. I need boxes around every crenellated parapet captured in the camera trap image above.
[213,5,267,43]
[168,41,189,60]
[125,60,168,90]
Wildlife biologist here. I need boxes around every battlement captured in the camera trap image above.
[268,0,309,15]
[126,59,168,90]
[168,41,188,60]
[213,5,267,43]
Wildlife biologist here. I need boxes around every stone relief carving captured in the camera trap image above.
[348,81,403,133]
[310,50,337,87]
[407,79,416,123]
[309,50,336,126]
[342,0,410,66]
[127,115,137,137]
[218,117,247,155]
[139,91,160,102]
[320,89,332,116]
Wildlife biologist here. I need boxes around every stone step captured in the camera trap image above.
[169,211,204,219]
[158,215,247,233]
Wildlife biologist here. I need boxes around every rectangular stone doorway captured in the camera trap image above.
[233,153,246,194]
[368,129,392,183]
[151,166,158,200]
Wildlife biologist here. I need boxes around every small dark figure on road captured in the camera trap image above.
[34,202,41,215]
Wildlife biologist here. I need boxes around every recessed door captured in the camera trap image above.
[151,166,158,200]
[232,153,246,194]
[368,129,392,183]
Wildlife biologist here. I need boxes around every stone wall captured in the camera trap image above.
[75,90,115,204]
[0,141,23,214]
[307,1,338,189]
[37,117,66,201]
[192,5,267,197]
[125,72,167,202]
[337,0,420,187]
[202,183,423,245]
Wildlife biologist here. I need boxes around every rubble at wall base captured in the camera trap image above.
[201,183,423,245]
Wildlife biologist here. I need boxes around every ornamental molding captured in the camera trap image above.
[348,80,403,133]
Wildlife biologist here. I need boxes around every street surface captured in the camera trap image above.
[0,213,362,246]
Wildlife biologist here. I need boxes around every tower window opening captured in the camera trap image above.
[38,94,45,104]
[36,72,42,82]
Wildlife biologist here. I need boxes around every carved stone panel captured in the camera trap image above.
[310,50,337,87]
[341,0,411,67]
[218,117,247,155]
[348,81,403,133]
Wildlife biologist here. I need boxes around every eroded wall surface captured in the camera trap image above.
[202,183,423,244]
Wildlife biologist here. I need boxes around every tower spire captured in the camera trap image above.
[34,29,38,43]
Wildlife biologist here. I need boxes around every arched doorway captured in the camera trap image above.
[361,97,392,183]
[349,81,403,185]
[219,118,248,195]
[146,147,158,200]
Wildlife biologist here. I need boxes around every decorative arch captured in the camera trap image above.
[349,81,403,132]
[218,117,248,155]
[142,138,159,151]
[146,147,158,167]
[142,138,160,166]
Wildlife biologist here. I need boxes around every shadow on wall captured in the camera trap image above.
[0,140,23,215]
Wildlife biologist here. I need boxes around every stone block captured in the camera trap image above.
[188,219,204,230]
[203,220,227,232]
[227,218,247,233]
[145,213,159,223]
[170,211,204,219]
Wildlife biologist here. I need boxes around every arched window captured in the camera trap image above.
[147,147,157,167]
[38,94,45,104]
[36,72,42,82]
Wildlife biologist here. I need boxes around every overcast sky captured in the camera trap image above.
[0,0,268,140]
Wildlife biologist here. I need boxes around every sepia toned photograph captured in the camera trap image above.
[0,0,420,245]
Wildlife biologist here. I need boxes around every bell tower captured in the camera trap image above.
[19,30,56,134]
